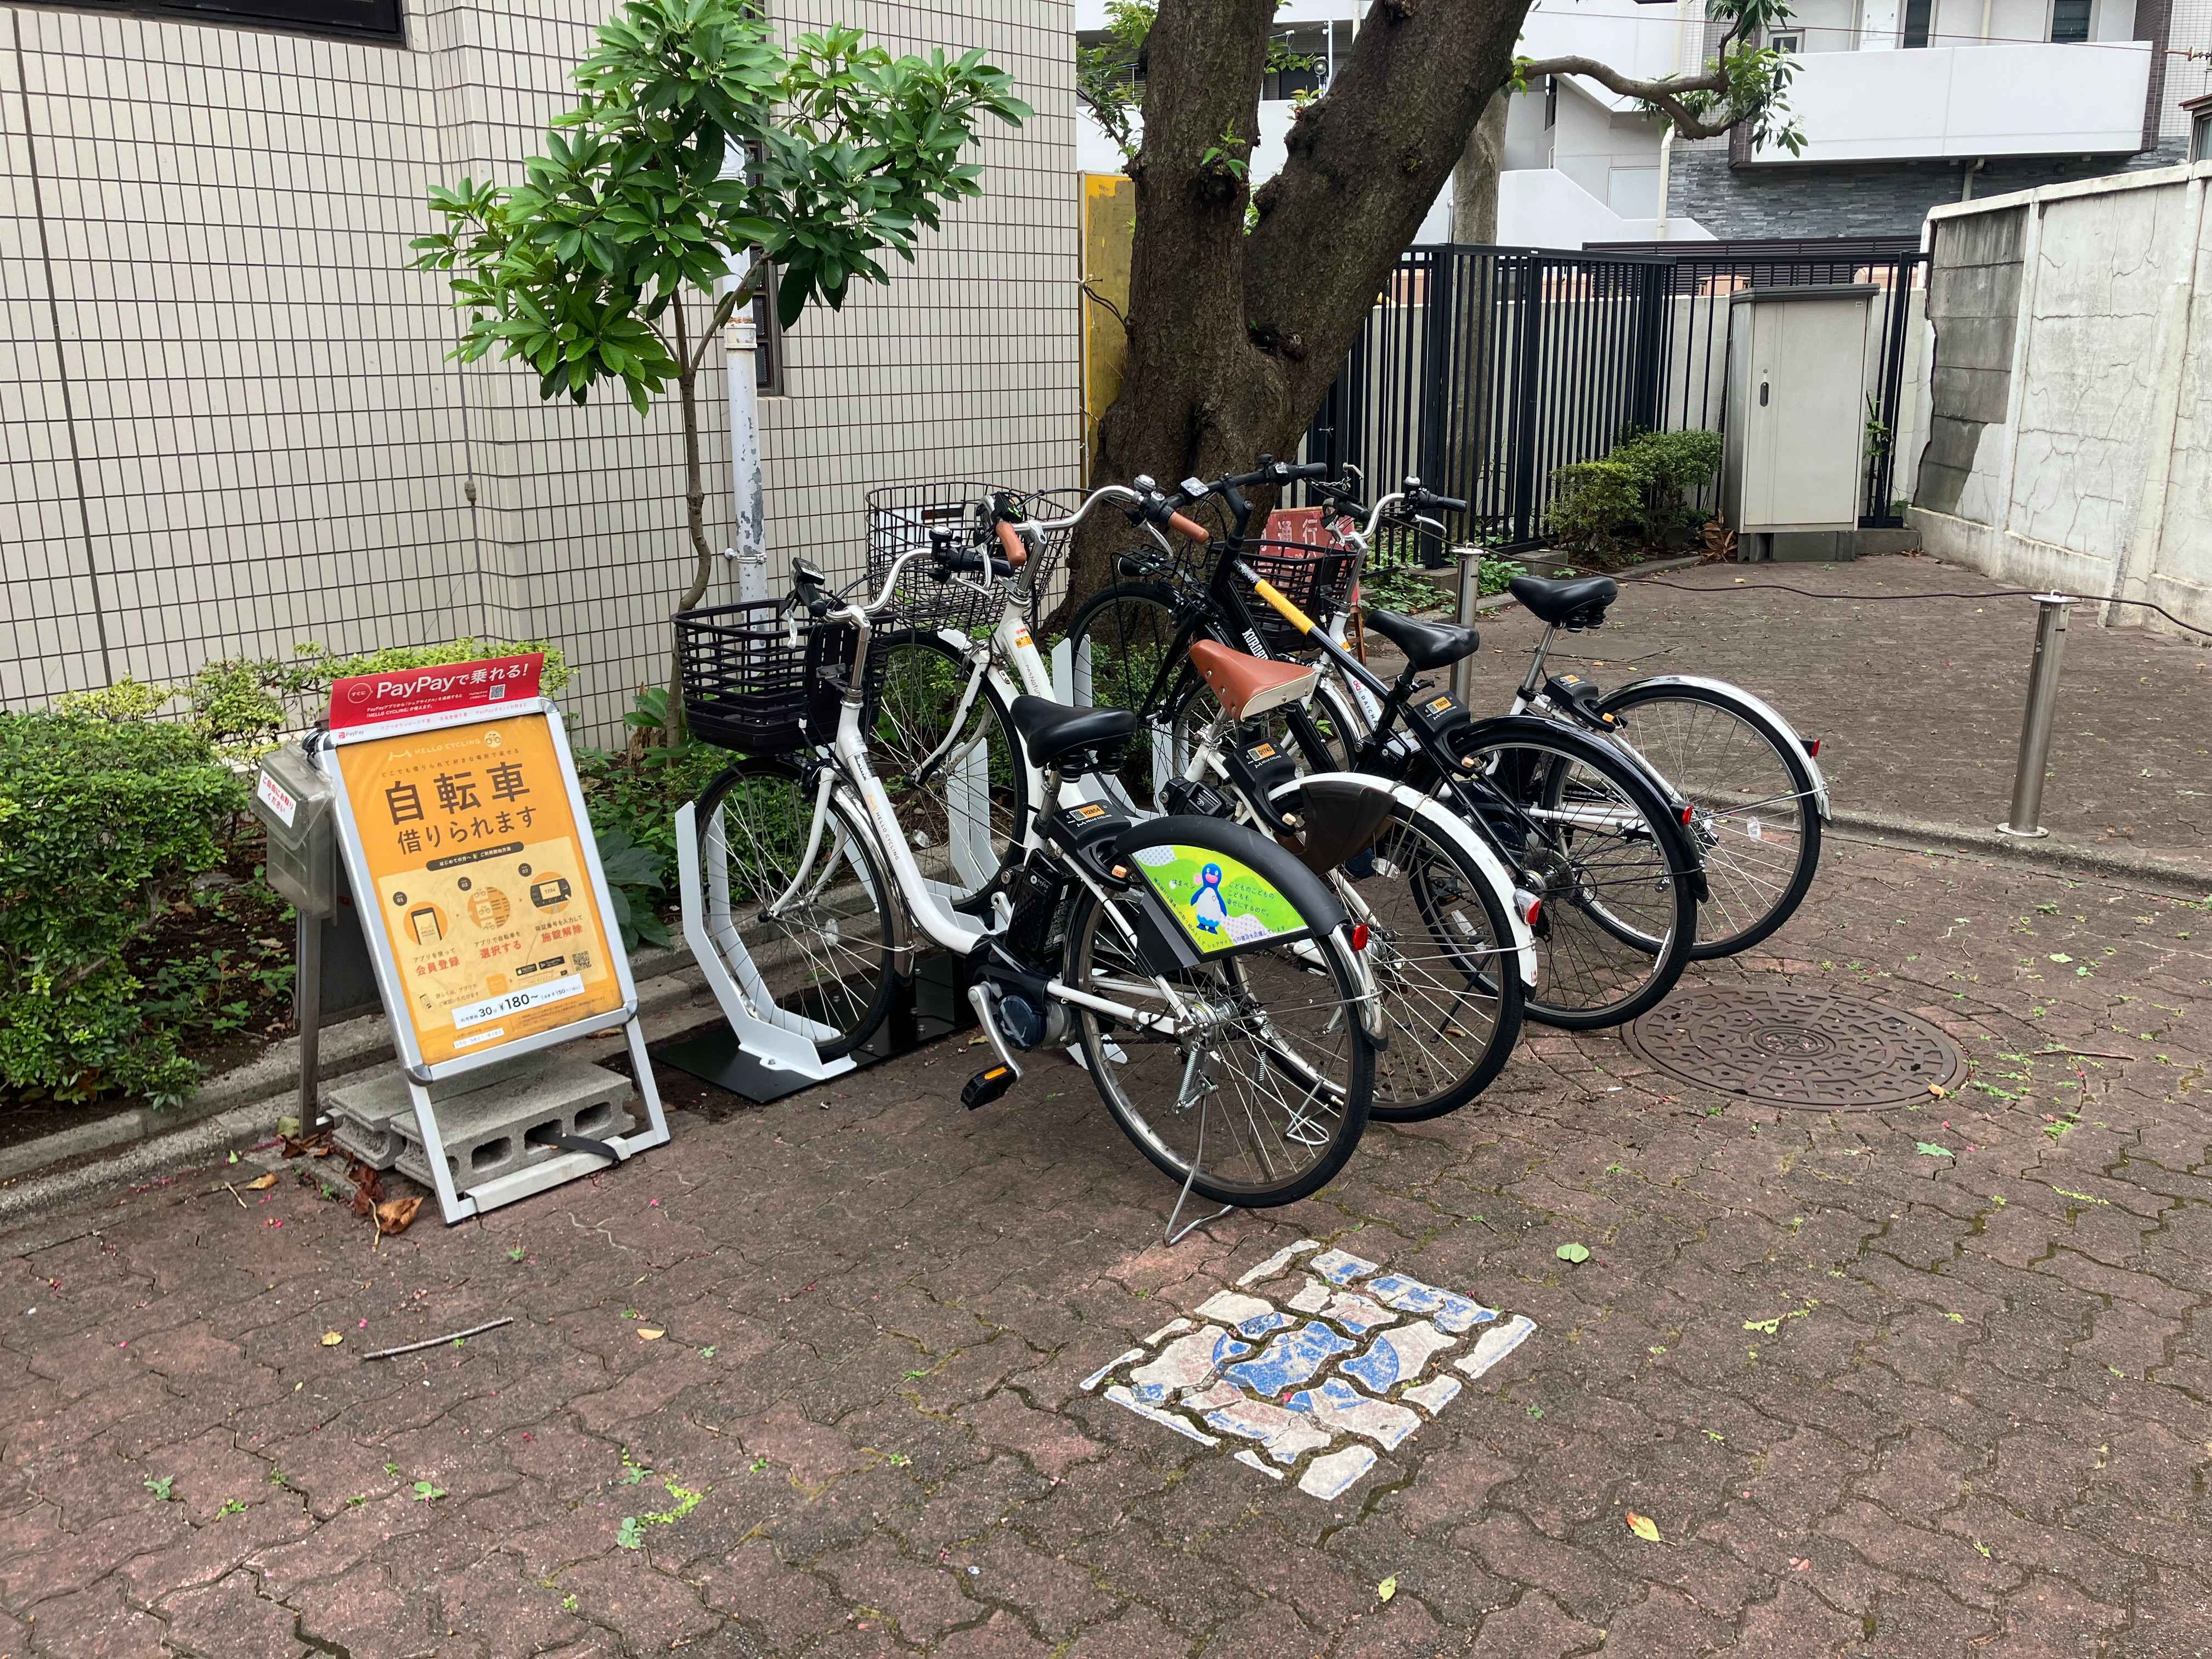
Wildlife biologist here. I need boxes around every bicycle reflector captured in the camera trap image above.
[1350,922,1370,952]
[1679,804,1696,826]
[1523,896,1543,926]
[1804,737,1821,757]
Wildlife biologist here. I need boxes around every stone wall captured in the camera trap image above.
[1909,161,2212,639]
[1670,142,2190,241]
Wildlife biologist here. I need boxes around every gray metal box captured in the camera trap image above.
[250,742,341,918]
[1723,284,1877,537]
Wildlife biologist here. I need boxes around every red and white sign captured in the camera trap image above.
[253,769,298,828]
[328,653,545,731]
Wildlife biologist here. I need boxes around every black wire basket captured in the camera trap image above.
[865,482,1081,633]
[1240,539,1360,657]
[674,600,886,754]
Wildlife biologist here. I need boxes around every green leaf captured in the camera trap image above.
[1916,1142,1953,1158]
[1554,1242,1590,1264]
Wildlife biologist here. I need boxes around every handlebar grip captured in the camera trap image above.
[1424,492,1469,514]
[1166,511,1210,544]
[1286,461,1330,482]
[994,521,1029,568]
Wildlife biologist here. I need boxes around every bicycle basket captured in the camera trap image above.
[674,600,883,754]
[865,482,1080,633]
[1241,539,1359,657]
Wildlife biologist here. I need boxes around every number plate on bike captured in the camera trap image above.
[1128,844,1311,955]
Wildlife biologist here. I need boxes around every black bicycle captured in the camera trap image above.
[1064,458,1707,1030]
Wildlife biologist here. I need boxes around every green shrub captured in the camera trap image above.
[1547,428,1724,559]
[188,637,573,757]
[0,713,246,1106]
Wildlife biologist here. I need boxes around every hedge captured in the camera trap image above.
[0,713,245,1105]
[1546,428,1725,560]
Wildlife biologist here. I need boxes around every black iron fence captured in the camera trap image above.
[1304,239,1928,553]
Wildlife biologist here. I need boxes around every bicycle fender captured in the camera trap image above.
[1275,772,1537,989]
[1111,815,1384,1044]
[1457,713,1711,904]
[1607,675,1831,822]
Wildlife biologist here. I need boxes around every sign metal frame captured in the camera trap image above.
[314,693,669,1223]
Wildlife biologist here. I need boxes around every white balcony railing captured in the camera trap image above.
[1747,40,2153,163]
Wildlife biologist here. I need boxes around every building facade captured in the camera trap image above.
[2,0,1082,740]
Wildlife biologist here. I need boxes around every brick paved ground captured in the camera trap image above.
[1459,555,2212,860]
[8,827,2212,1657]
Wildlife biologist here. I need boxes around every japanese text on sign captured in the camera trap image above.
[336,712,623,1065]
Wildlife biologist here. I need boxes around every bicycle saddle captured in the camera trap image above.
[1363,607,1480,670]
[1009,697,1140,771]
[1508,574,1618,628]
[1188,640,1317,721]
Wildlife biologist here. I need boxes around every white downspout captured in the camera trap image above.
[1656,123,1675,239]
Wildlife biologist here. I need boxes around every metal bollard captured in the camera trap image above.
[1996,593,2073,838]
[1451,544,1482,705]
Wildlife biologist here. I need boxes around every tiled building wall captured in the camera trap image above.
[0,0,1080,738]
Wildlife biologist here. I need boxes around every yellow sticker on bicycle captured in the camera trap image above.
[1128,844,1306,955]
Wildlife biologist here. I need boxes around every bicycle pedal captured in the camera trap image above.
[962,1065,1018,1110]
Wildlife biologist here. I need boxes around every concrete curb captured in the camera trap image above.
[0,943,696,1189]
[0,962,710,1230]
[1827,808,2212,895]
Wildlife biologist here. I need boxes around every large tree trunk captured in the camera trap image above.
[1068,0,1534,618]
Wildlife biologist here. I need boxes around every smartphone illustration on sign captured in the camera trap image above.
[530,876,572,910]
[408,905,444,945]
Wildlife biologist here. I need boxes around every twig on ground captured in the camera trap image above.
[359,1318,515,1361]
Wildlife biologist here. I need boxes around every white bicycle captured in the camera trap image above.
[673,489,1386,1208]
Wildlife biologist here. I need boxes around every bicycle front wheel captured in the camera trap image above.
[869,629,1028,909]
[1060,843,1374,1207]
[693,759,898,1057]
[1448,726,1698,1029]
[1595,681,1822,958]
[1063,583,1204,812]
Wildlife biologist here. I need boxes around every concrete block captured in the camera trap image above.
[391,1059,636,1190]
[326,1054,552,1170]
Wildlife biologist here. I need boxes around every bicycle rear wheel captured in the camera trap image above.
[1323,793,1525,1121]
[692,759,898,1057]
[1448,727,1697,1029]
[1596,681,1822,958]
[1060,836,1374,1207]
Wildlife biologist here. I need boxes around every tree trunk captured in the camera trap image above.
[1067,0,1536,622]
[666,298,715,744]
[1451,92,1509,246]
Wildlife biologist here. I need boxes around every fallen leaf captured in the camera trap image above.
[1926,1083,1948,1098]
[1555,1242,1591,1264]
[374,1196,424,1237]
[636,1328,665,1342]
[1376,1576,1397,1602]
[320,1331,344,1347]
[1916,1142,1953,1158]
[244,1172,279,1191]
[1626,1511,1663,1543]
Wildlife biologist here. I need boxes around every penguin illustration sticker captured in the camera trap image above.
[1190,864,1229,934]
[1130,845,1308,955]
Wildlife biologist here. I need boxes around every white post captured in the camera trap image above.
[718,142,769,606]
[720,257,769,606]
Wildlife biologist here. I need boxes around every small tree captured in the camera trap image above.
[411,0,1029,727]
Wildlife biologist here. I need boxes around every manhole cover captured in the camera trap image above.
[1624,985,1967,1109]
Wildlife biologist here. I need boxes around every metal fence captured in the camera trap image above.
[1305,238,1928,553]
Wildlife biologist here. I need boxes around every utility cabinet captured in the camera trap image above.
[1723,284,1877,553]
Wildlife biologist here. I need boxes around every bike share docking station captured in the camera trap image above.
[248,654,669,1224]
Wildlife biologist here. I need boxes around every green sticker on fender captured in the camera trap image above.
[1130,844,1306,954]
